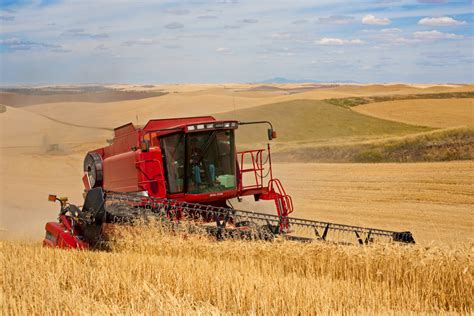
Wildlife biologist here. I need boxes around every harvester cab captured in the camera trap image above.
[43,116,415,249]
[81,117,288,214]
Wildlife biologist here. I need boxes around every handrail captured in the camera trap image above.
[237,149,269,191]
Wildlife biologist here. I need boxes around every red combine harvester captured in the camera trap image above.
[43,116,415,249]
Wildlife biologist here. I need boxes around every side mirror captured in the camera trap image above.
[48,194,57,202]
[267,129,277,141]
[141,140,150,152]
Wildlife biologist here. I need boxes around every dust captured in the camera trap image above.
[40,134,71,155]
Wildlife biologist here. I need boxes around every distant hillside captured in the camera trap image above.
[257,77,358,84]
[0,86,167,107]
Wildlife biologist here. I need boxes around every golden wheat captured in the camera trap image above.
[353,98,474,128]
[1,224,472,315]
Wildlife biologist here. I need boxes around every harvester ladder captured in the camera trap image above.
[268,178,294,216]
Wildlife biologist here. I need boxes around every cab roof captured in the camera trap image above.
[143,116,216,131]
[114,116,218,138]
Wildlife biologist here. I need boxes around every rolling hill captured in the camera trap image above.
[216,99,431,145]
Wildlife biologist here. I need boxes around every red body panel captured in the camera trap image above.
[43,221,89,250]
[136,149,167,197]
[171,189,238,204]
[144,116,215,131]
[104,150,141,192]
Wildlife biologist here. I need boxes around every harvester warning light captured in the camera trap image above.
[187,121,237,132]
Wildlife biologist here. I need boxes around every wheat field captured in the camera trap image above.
[1,225,472,315]
[353,98,474,128]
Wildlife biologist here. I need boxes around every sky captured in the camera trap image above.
[0,0,473,84]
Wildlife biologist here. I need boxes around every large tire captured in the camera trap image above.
[84,152,103,188]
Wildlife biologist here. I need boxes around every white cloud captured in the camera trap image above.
[164,22,184,30]
[164,9,190,15]
[95,44,109,51]
[271,32,292,40]
[362,14,391,25]
[381,28,401,33]
[0,15,15,21]
[349,39,364,45]
[0,37,62,51]
[413,30,463,40]
[241,18,258,23]
[392,37,416,44]
[61,28,109,39]
[51,48,71,53]
[292,19,308,25]
[123,38,157,46]
[197,15,218,20]
[315,38,364,45]
[375,29,417,46]
[216,47,232,53]
[317,15,354,25]
[418,16,467,26]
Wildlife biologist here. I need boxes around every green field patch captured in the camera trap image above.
[325,91,474,108]
[216,99,430,144]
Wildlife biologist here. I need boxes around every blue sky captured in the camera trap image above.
[0,0,472,84]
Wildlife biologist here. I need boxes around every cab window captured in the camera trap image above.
[186,130,236,194]
[160,133,185,193]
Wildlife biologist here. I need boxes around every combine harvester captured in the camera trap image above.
[43,116,415,249]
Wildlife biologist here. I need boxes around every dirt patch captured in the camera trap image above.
[0,104,6,113]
